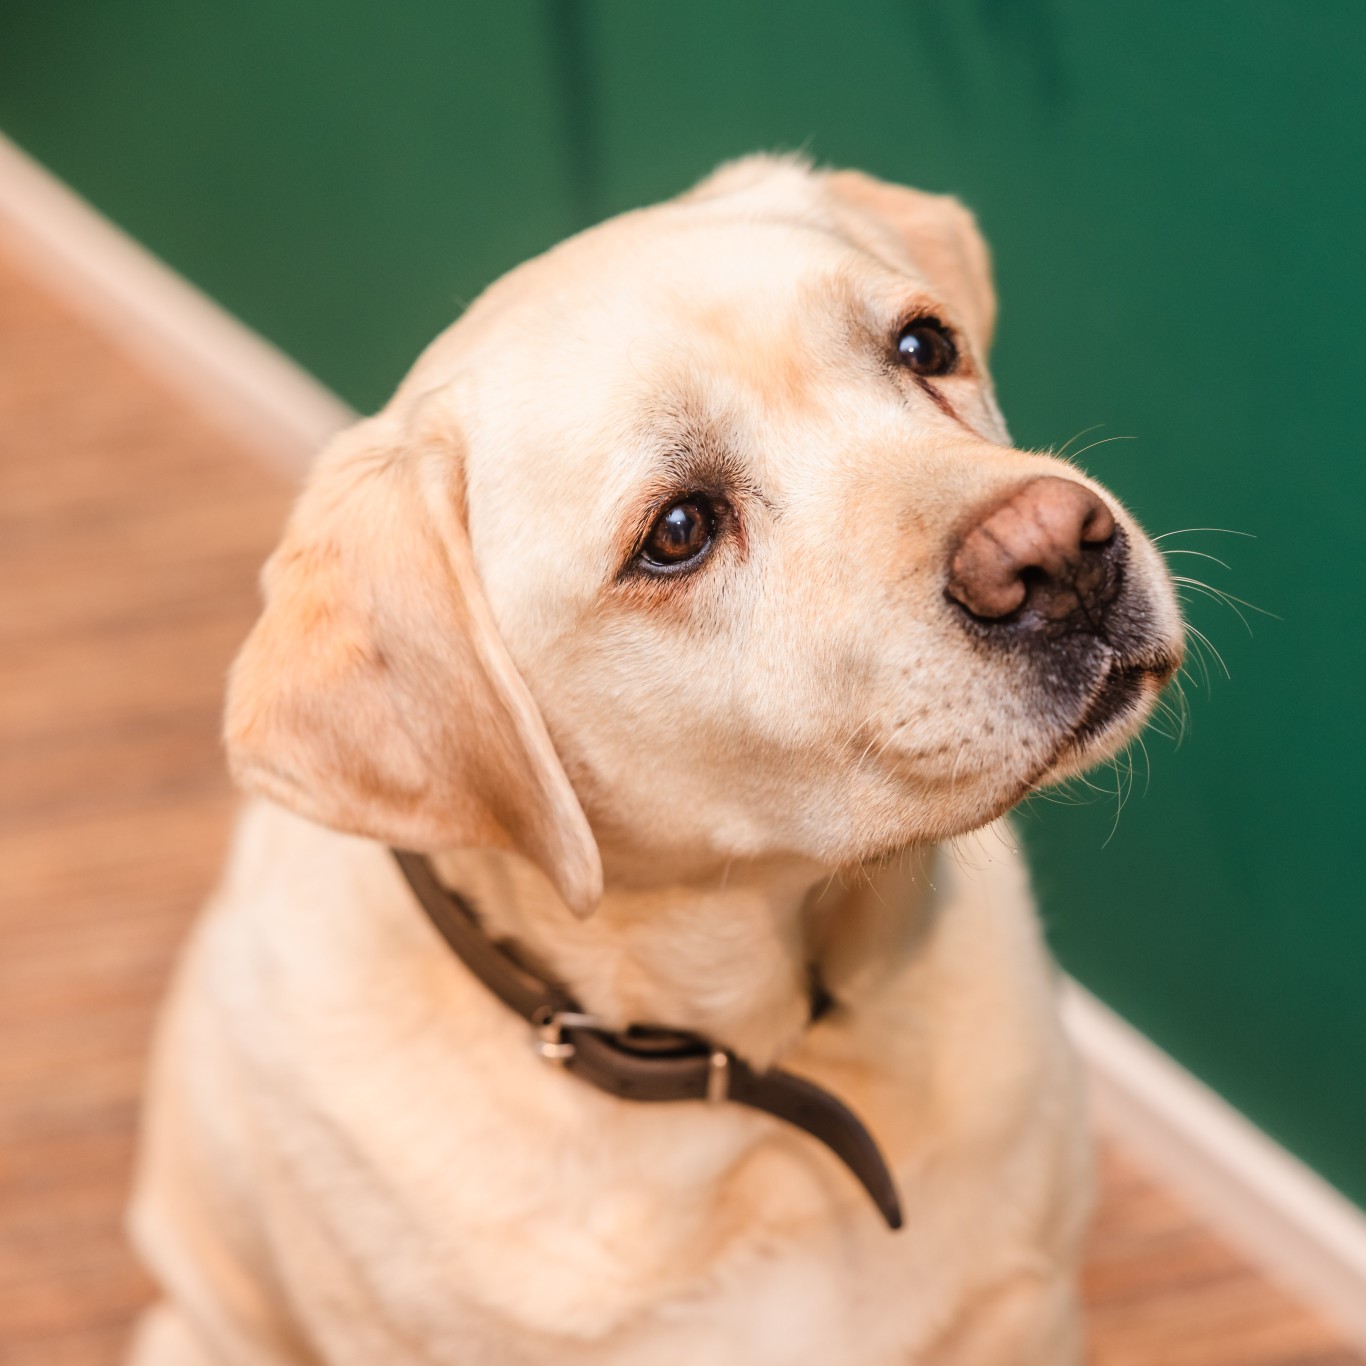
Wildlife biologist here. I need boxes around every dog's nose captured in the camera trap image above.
[946,476,1122,628]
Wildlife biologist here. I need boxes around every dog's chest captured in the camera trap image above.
[182,814,1085,1364]
[245,1050,1011,1365]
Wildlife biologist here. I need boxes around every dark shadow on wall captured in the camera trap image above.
[906,0,1068,110]
[544,0,604,228]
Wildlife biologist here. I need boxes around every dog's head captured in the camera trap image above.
[225,157,1184,915]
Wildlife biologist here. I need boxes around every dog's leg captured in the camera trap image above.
[922,1273,1083,1366]
[127,1304,223,1366]
[128,919,320,1366]
[127,1301,315,1366]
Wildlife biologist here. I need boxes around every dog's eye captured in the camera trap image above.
[896,319,958,378]
[640,496,715,569]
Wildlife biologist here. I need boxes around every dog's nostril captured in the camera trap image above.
[946,476,1124,630]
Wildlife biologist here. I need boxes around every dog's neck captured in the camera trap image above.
[430,845,938,1067]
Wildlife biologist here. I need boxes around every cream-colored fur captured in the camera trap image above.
[128,157,1183,1365]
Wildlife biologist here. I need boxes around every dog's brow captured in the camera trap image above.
[605,397,765,582]
[646,402,754,497]
[633,392,727,462]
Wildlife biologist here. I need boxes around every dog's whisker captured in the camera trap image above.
[853,731,881,768]
[1040,768,1112,811]
[1185,622,1232,680]
[947,736,971,800]
[1172,574,1277,631]
[988,822,1020,857]
[1171,675,1192,744]
[1153,526,1255,541]
[1063,433,1136,464]
[1100,760,1121,846]
[1051,423,1106,461]
[1161,547,1232,571]
[1175,576,1253,633]
[959,827,994,873]
[1134,732,1154,797]
[1176,629,1214,689]
[945,831,989,877]
[1101,748,1138,848]
[816,867,841,903]
[863,868,890,906]
[906,841,934,890]
[1147,693,1185,746]
[865,724,905,771]
[1175,655,1204,693]
[1057,774,1102,807]
[1147,699,1180,743]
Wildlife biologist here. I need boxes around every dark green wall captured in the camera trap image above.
[5,2,1362,1204]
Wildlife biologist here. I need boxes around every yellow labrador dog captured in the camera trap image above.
[129,157,1183,1365]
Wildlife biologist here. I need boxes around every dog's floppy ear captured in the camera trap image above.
[224,404,603,916]
[825,169,997,356]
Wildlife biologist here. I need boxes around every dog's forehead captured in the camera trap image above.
[547,219,882,384]
[475,220,920,441]
[409,190,927,407]
[461,223,904,479]
[536,170,878,306]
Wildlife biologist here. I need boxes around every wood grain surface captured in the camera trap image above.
[0,245,1358,1366]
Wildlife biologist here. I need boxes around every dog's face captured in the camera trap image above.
[226,158,1183,912]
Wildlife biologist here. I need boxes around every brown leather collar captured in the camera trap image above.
[393,850,903,1230]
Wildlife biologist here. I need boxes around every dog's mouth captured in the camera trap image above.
[1069,651,1179,751]
[1007,651,1179,805]
[1073,660,1147,744]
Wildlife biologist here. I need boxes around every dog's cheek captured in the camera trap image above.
[837,622,1063,840]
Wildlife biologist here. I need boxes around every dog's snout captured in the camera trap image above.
[946,476,1123,629]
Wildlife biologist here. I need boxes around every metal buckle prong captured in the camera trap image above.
[531,1006,602,1064]
[706,1048,731,1104]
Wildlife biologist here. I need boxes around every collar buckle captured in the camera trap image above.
[706,1048,731,1103]
[531,1005,603,1064]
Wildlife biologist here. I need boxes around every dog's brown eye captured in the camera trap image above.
[896,319,958,378]
[640,496,714,568]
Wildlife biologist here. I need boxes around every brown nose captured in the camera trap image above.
[946,476,1121,627]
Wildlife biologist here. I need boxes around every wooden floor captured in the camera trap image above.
[0,244,1360,1366]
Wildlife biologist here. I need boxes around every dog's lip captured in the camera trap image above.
[1070,652,1177,748]
[1007,649,1180,803]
